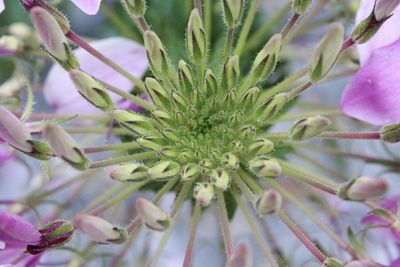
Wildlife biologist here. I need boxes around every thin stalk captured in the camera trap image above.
[89,151,157,168]
[194,0,202,17]
[81,183,126,213]
[273,109,343,122]
[153,178,180,204]
[280,13,300,40]
[278,210,327,263]
[64,127,129,135]
[137,16,150,32]
[83,142,140,153]
[234,0,261,55]
[233,192,278,267]
[231,172,257,202]
[110,232,137,267]
[262,132,289,142]
[287,81,313,100]
[204,0,212,41]
[340,38,355,53]
[216,190,234,258]
[101,5,140,41]
[223,28,235,62]
[182,203,202,267]
[317,131,381,140]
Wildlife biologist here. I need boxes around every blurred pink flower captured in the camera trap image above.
[340,0,400,125]
[43,37,148,115]
[0,1,4,13]
[0,145,14,164]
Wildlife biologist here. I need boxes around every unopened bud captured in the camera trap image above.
[227,242,253,267]
[239,125,256,139]
[222,0,245,27]
[374,0,400,21]
[249,156,282,178]
[74,215,127,244]
[110,163,148,182]
[221,153,239,170]
[322,258,343,267]
[28,140,53,160]
[254,190,282,215]
[309,23,343,82]
[145,77,171,109]
[351,13,385,44]
[69,70,114,111]
[137,135,166,151]
[250,34,281,83]
[122,0,146,16]
[199,158,215,171]
[171,91,188,111]
[210,168,230,191]
[203,69,218,96]
[292,0,312,14]
[289,115,331,141]
[248,138,274,155]
[178,60,195,97]
[144,30,170,79]
[222,55,240,90]
[187,8,207,63]
[0,35,22,56]
[257,93,288,120]
[240,87,260,110]
[158,146,178,159]
[8,23,32,39]
[113,109,154,135]
[338,176,388,201]
[148,161,180,179]
[152,109,174,126]
[136,198,170,231]
[180,163,200,181]
[177,148,196,163]
[162,128,179,142]
[194,182,215,207]
[43,123,90,170]
[380,122,400,143]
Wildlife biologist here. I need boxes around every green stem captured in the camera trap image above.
[223,28,235,62]
[194,0,202,17]
[287,81,313,100]
[182,203,202,267]
[280,12,300,39]
[204,0,212,41]
[83,142,140,153]
[231,172,257,202]
[64,127,129,135]
[216,190,234,257]
[89,151,157,169]
[81,183,126,214]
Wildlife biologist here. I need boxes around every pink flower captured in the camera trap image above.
[340,0,400,125]
[0,145,14,164]
[43,37,148,115]
[0,1,4,13]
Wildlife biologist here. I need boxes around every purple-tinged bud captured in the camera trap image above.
[26,220,74,255]
[0,35,22,57]
[289,115,331,141]
[343,261,381,267]
[380,122,400,143]
[43,123,90,170]
[74,215,127,244]
[227,242,253,267]
[135,198,171,231]
[338,176,388,201]
[194,182,215,207]
[254,190,282,215]
[249,156,282,178]
[374,0,400,21]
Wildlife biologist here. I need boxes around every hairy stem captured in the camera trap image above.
[216,190,234,258]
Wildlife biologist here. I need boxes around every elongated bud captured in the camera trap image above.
[292,0,312,14]
[222,55,240,90]
[249,156,282,178]
[137,135,166,151]
[177,148,196,163]
[180,163,200,181]
[178,60,195,97]
[30,7,78,69]
[162,128,179,142]
[309,23,343,82]
[110,163,148,182]
[322,258,343,267]
[222,0,245,27]
[152,109,174,126]
[240,87,260,109]
[374,0,400,21]
[159,146,178,159]
[43,123,90,170]
[194,182,215,207]
[199,158,215,171]
[254,190,282,215]
[250,34,281,84]
[28,140,53,160]
[203,69,218,96]
[257,93,288,120]
[113,109,154,135]
[239,125,256,139]
[69,70,113,111]
[187,8,207,63]
[210,168,230,191]
[248,138,274,155]
[74,215,127,244]
[343,261,381,267]
[380,122,400,143]
[351,12,385,44]
[171,91,188,111]
[338,176,388,201]
[136,198,170,231]
[144,30,170,79]
[0,35,22,56]
[26,220,74,255]
[148,161,180,179]
[227,243,253,267]
[145,77,171,109]
[122,0,146,16]
[289,115,331,140]
[221,153,239,170]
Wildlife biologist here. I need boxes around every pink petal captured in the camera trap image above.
[0,145,14,164]
[340,38,400,125]
[69,0,102,15]
[0,212,40,247]
[356,0,400,64]
[0,0,4,13]
[43,37,148,115]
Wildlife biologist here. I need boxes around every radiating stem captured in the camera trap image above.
[204,0,212,41]
[81,183,126,214]
[194,0,202,17]
[216,190,234,258]
[231,172,257,202]
[235,0,261,55]
[317,131,381,140]
[64,127,129,135]
[137,16,150,32]
[280,13,300,39]
[287,81,313,100]
[89,151,157,168]
[83,142,139,153]
[182,203,202,267]
[223,28,235,62]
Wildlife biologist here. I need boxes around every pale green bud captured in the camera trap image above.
[28,140,53,161]
[113,109,154,135]
[338,176,388,201]
[152,109,174,126]
[322,258,343,267]
[69,70,113,111]
[122,0,146,16]
[309,23,343,82]
[145,77,171,109]
[210,168,230,191]
[194,182,215,207]
[177,149,196,163]
[137,135,166,151]
[171,91,188,111]
[159,146,178,159]
[222,0,245,27]
[199,158,215,171]
[181,163,200,181]
[250,34,281,83]
[0,35,22,54]
[187,8,207,63]
[248,138,274,155]
[43,123,89,170]
[232,140,245,154]
[292,0,312,14]
[223,90,237,107]
[221,153,239,170]
[203,69,218,96]
[380,122,400,143]
[254,190,282,215]
[162,128,179,142]
[136,198,170,231]
[110,163,149,182]
[148,161,180,179]
[289,115,331,141]
[239,125,256,139]
[351,13,385,44]
[144,30,170,79]
[222,55,240,90]
[178,60,195,97]
[249,156,282,178]
[374,0,400,21]
[257,93,288,120]
[240,87,260,110]
[8,23,32,39]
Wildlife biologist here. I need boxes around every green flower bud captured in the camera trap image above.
[248,138,274,155]
[240,87,260,110]
[145,77,171,109]
[180,163,200,181]
[256,93,288,120]
[203,69,218,96]
[171,91,188,111]
[292,0,312,14]
[178,60,195,97]
[232,140,245,154]
[110,163,149,182]
[162,128,179,142]
[159,146,179,159]
[0,35,22,54]
[351,13,385,44]
[148,160,180,179]
[113,109,154,135]
[137,135,165,151]
[144,30,170,79]
[222,0,245,27]
[380,122,400,143]
[322,258,343,267]
[338,176,388,202]
[289,115,331,141]
[187,8,207,63]
[221,153,239,170]
[177,149,196,163]
[199,158,215,171]
[122,0,146,16]
[222,55,240,90]
[210,168,230,191]
[27,140,53,161]
[194,182,215,207]
[69,70,114,111]
[250,34,281,83]
[249,156,282,178]
[239,125,256,139]
[43,123,90,170]
[136,198,171,231]
[152,109,175,127]
[309,23,344,82]
[254,190,282,215]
